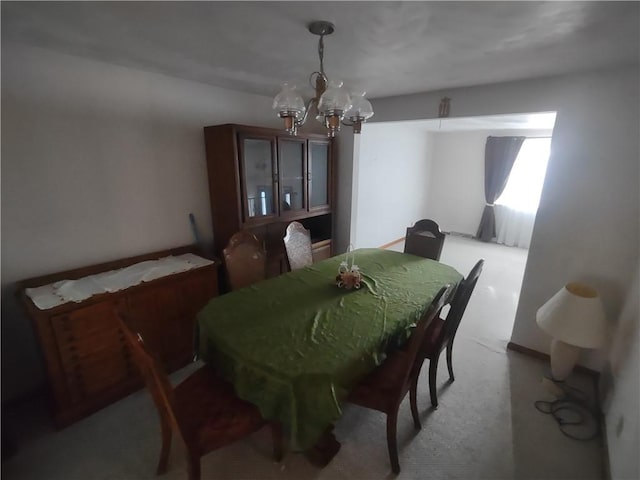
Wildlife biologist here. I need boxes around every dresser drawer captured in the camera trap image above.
[50,300,135,403]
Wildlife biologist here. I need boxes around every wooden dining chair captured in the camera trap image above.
[347,286,450,474]
[404,219,446,261]
[283,221,313,271]
[411,259,485,409]
[223,230,266,290]
[117,316,283,480]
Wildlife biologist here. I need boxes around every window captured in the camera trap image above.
[496,137,551,213]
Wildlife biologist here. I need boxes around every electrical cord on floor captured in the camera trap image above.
[534,376,600,441]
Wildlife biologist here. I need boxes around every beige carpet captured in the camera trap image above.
[2,236,605,479]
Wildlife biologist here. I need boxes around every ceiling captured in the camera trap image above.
[2,2,639,100]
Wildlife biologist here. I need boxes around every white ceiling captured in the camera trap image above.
[2,2,638,100]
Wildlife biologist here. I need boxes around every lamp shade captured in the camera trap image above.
[536,282,607,349]
[272,83,305,118]
[345,92,374,122]
[317,80,351,116]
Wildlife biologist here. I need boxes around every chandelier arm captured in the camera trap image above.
[296,97,319,127]
[340,117,366,134]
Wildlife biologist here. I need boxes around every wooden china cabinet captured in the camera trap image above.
[203,124,334,282]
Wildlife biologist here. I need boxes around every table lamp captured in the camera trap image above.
[536,282,607,381]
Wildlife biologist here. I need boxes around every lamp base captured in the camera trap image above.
[550,339,581,381]
[541,377,565,397]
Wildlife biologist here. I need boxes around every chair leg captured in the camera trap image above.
[270,422,284,462]
[187,452,201,480]
[386,410,400,474]
[429,357,439,408]
[410,367,422,430]
[446,340,455,382]
[156,417,172,475]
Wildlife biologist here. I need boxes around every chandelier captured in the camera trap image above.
[272,21,374,138]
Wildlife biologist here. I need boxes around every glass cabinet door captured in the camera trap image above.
[239,136,277,221]
[278,139,307,215]
[309,140,331,210]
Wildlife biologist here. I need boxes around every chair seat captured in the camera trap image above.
[174,367,265,453]
[348,350,411,413]
[423,317,445,357]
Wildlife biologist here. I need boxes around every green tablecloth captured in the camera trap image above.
[197,248,462,450]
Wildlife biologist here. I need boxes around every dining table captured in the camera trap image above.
[196,247,462,460]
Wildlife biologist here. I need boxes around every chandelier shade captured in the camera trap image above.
[272,83,305,120]
[344,91,374,134]
[317,80,351,115]
[273,21,373,137]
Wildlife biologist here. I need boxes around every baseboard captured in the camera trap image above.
[379,231,476,250]
[379,237,405,249]
[506,341,600,378]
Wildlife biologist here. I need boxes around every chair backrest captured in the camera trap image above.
[404,219,445,261]
[399,285,450,388]
[438,259,484,348]
[117,315,183,437]
[223,230,266,290]
[283,221,313,271]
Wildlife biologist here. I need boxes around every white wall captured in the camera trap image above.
[604,266,639,480]
[0,43,280,401]
[426,131,485,235]
[426,128,552,236]
[352,123,433,248]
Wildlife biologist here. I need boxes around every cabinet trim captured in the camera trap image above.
[237,132,280,226]
[308,139,333,213]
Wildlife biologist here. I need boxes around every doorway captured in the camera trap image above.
[351,111,556,344]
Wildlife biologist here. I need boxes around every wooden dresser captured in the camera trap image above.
[18,245,219,428]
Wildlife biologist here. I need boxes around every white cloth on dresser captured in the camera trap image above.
[25,253,214,310]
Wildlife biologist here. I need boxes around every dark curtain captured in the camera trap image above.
[476,136,525,242]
